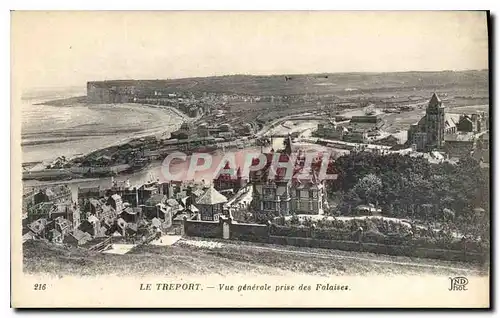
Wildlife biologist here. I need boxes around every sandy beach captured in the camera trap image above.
[21,100,187,164]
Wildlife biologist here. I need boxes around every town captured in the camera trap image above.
[23,72,490,182]
[22,86,490,265]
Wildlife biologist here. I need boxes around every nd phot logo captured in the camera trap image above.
[448,277,468,291]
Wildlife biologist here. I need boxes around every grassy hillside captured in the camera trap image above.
[92,70,489,97]
[86,71,488,126]
[23,238,488,277]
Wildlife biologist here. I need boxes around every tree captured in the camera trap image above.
[420,203,434,220]
[330,151,489,226]
[339,190,360,215]
[442,208,455,223]
[352,173,382,205]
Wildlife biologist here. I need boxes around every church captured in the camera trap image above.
[407,93,488,153]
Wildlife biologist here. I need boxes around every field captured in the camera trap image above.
[38,71,489,133]
[190,71,488,127]
[23,237,488,277]
[107,71,488,97]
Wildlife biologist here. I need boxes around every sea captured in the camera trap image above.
[20,89,184,195]
[21,93,183,164]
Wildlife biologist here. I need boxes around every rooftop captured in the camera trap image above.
[445,132,475,142]
[72,229,92,242]
[196,187,228,205]
[444,113,461,129]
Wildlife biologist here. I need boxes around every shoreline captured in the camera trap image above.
[69,103,188,157]
[23,102,195,167]
[68,102,200,160]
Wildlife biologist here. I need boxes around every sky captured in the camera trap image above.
[11,11,489,89]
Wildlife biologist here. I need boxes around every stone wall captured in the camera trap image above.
[229,221,269,243]
[182,218,487,263]
[183,218,222,238]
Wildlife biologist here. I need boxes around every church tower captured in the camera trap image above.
[425,93,445,149]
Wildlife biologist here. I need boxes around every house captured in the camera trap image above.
[87,198,117,221]
[144,193,168,207]
[50,202,81,230]
[166,198,182,211]
[165,181,206,202]
[373,134,400,147]
[27,201,54,222]
[48,229,63,244]
[125,223,138,237]
[119,187,140,207]
[100,204,117,221]
[342,128,370,143]
[64,229,92,246]
[93,155,113,166]
[250,135,330,220]
[34,185,72,205]
[171,122,195,140]
[88,198,103,215]
[79,220,95,236]
[196,186,228,221]
[149,193,168,206]
[107,194,124,213]
[169,196,199,227]
[102,215,116,233]
[151,217,162,230]
[213,162,246,193]
[338,116,380,143]
[33,189,50,205]
[79,215,107,238]
[142,194,168,218]
[456,112,488,133]
[180,196,199,213]
[146,203,173,225]
[342,115,384,143]
[78,186,103,200]
[290,173,326,215]
[190,188,205,204]
[49,185,73,202]
[444,133,476,159]
[27,218,50,238]
[137,182,159,204]
[119,206,141,223]
[160,198,185,221]
[53,216,73,236]
[315,121,348,140]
